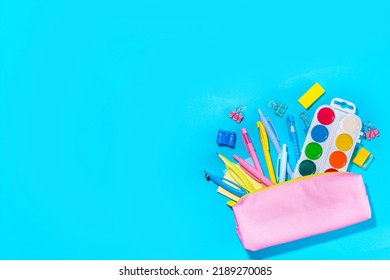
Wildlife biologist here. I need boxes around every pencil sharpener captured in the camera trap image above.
[216,130,237,148]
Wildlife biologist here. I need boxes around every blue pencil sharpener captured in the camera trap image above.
[216,130,237,148]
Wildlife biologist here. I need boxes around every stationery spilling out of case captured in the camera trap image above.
[204,84,375,251]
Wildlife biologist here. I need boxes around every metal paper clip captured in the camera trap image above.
[363,121,379,140]
[268,101,288,117]
[299,112,311,134]
[228,105,246,123]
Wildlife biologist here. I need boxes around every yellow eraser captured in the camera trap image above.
[298,82,326,109]
[352,147,372,168]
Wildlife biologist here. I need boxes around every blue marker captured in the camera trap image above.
[204,171,247,197]
[287,115,301,165]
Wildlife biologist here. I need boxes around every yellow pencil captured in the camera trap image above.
[256,121,277,184]
[217,153,255,193]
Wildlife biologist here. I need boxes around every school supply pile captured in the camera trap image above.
[204,83,377,251]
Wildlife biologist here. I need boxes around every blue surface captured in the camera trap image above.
[0,0,389,259]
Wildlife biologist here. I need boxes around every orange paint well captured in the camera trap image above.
[329,151,347,168]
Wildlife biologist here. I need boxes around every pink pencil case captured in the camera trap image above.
[232,172,371,251]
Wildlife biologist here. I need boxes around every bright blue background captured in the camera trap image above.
[1,0,389,259]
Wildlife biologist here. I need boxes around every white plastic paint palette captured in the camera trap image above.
[293,98,362,178]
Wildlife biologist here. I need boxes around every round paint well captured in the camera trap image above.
[329,151,347,168]
[305,142,323,160]
[325,168,338,173]
[341,115,360,134]
[298,160,316,176]
[335,133,353,151]
[317,107,335,125]
[311,125,329,143]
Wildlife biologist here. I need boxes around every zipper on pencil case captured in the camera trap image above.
[234,171,346,203]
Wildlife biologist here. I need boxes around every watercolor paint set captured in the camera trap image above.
[293,98,362,178]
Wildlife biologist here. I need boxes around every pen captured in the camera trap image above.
[217,153,256,193]
[204,171,248,197]
[233,154,273,186]
[257,109,294,178]
[256,121,277,184]
[276,144,288,183]
[241,128,263,174]
[287,115,300,165]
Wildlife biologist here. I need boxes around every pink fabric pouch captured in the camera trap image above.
[232,172,371,251]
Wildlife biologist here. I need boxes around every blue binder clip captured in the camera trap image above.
[299,112,311,134]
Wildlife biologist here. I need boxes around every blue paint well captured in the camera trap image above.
[311,125,329,143]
